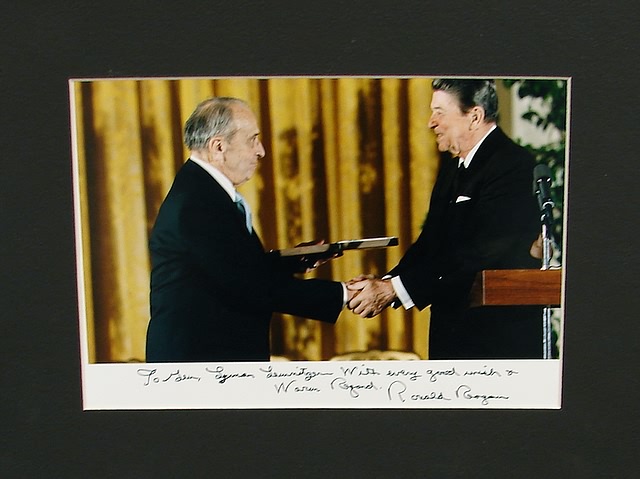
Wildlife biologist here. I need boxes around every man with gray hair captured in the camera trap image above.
[348,79,543,359]
[146,97,350,362]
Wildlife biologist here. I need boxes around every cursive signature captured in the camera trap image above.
[455,384,509,406]
[387,380,450,403]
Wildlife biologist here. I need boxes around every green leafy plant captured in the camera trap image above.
[503,79,567,253]
[503,79,567,359]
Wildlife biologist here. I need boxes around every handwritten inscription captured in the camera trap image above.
[387,369,422,381]
[274,380,321,394]
[137,368,159,386]
[340,365,381,377]
[259,365,333,382]
[426,367,460,382]
[131,363,535,408]
[163,370,202,383]
[463,366,502,378]
[205,366,255,384]
[137,368,201,386]
[331,377,379,398]
[137,369,202,386]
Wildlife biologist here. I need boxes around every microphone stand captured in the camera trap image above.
[534,164,559,359]
[541,221,553,359]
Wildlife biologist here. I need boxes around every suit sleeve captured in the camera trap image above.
[172,194,344,322]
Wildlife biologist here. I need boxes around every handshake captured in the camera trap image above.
[287,239,400,318]
[293,252,397,318]
[345,275,397,318]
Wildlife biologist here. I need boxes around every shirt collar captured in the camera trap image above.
[459,124,497,168]
[189,155,237,200]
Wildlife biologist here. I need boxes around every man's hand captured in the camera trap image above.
[295,240,342,273]
[346,284,361,304]
[347,276,396,318]
[530,233,543,260]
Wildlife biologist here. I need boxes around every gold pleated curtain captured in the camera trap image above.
[72,77,441,363]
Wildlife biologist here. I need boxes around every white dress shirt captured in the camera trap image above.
[189,155,237,200]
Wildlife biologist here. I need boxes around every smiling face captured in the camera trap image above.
[210,104,265,187]
[428,90,476,158]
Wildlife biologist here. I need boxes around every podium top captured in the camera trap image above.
[470,269,562,307]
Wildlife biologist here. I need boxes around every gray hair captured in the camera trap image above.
[183,97,248,150]
[432,79,499,123]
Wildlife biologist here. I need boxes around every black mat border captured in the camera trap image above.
[2,2,638,477]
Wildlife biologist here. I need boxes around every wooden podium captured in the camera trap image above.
[470,269,562,308]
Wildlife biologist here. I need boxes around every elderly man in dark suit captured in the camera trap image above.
[348,79,542,359]
[146,97,350,362]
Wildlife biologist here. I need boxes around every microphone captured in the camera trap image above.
[533,164,554,224]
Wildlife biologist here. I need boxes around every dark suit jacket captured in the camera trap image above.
[388,127,543,359]
[146,160,344,362]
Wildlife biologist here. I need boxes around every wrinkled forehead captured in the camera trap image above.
[230,104,259,131]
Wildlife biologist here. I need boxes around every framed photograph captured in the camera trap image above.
[70,76,568,410]
[7,2,636,477]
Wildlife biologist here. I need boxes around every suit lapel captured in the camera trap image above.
[431,156,458,201]
[453,127,507,198]
[183,160,262,242]
[464,127,505,174]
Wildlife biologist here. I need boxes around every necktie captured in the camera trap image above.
[234,192,253,233]
[451,159,465,199]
